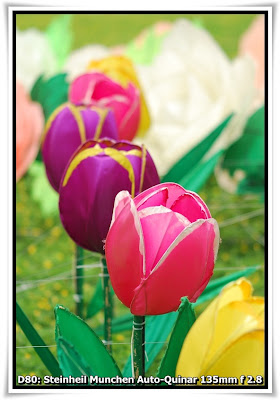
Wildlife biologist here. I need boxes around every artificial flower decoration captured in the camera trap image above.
[176,278,264,383]
[87,55,150,136]
[69,72,141,141]
[16,81,44,181]
[59,139,160,254]
[42,103,118,192]
[16,28,57,91]
[239,15,265,93]
[105,183,220,315]
[134,19,257,176]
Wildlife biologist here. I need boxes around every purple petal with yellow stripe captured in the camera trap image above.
[59,139,160,253]
[42,103,118,192]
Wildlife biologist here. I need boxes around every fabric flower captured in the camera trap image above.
[105,182,220,315]
[59,139,160,254]
[134,19,257,176]
[87,55,150,136]
[16,28,57,91]
[239,15,265,93]
[16,81,44,181]
[176,278,264,383]
[69,72,141,141]
[42,103,118,192]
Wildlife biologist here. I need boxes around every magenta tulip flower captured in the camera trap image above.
[59,139,160,254]
[42,103,118,192]
[105,183,220,315]
[69,73,141,141]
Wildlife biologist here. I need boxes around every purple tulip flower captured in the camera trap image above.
[59,138,160,254]
[42,103,118,192]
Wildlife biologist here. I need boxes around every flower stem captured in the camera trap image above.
[74,245,84,318]
[101,257,112,354]
[132,315,145,380]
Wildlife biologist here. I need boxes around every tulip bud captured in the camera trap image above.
[59,139,160,254]
[176,278,264,382]
[69,72,141,141]
[105,183,220,315]
[87,55,151,136]
[42,103,118,192]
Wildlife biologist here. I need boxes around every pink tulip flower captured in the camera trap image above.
[16,81,44,181]
[69,72,141,141]
[105,183,220,315]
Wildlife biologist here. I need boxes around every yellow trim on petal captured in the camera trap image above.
[41,102,69,145]
[139,145,146,193]
[68,104,86,142]
[62,146,103,187]
[120,149,142,157]
[92,108,109,140]
[104,147,135,198]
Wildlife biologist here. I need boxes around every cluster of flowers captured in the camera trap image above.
[16,17,264,379]
[37,55,218,316]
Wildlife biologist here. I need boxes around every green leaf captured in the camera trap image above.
[221,106,264,196]
[46,14,73,68]
[30,73,69,120]
[86,277,114,320]
[162,114,232,183]
[16,302,62,376]
[56,337,94,381]
[196,265,261,306]
[157,297,196,380]
[122,312,178,377]
[55,305,122,378]
[28,161,58,216]
[178,150,224,192]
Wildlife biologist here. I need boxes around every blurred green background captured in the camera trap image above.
[16,13,264,381]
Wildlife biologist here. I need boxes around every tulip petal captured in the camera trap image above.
[176,278,257,378]
[136,187,168,211]
[130,218,219,315]
[105,193,145,308]
[171,192,211,222]
[59,150,135,253]
[204,297,264,369]
[139,207,189,276]
[134,182,186,209]
[204,330,264,381]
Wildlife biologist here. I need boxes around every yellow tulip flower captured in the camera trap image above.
[87,55,150,137]
[176,278,264,386]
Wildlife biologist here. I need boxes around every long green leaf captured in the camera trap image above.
[55,305,122,377]
[178,150,224,192]
[221,106,264,196]
[157,297,196,380]
[162,114,232,183]
[16,302,62,376]
[195,265,260,306]
[56,337,94,381]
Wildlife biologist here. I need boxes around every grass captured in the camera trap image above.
[16,13,264,381]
